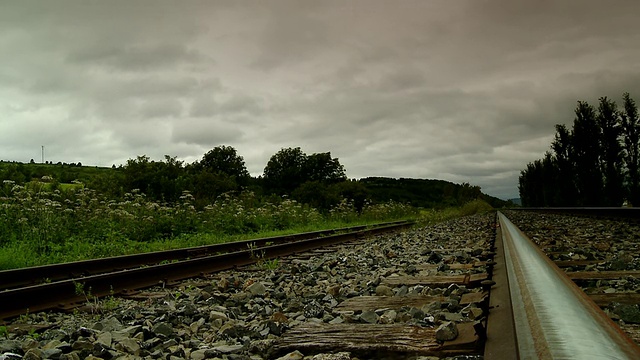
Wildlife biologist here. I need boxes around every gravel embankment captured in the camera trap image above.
[1,214,495,360]
[502,210,640,344]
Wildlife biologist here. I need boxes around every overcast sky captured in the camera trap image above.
[2,1,640,200]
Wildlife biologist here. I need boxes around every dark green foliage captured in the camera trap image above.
[572,101,604,205]
[263,147,308,195]
[331,180,370,212]
[2,143,497,216]
[195,145,250,186]
[621,92,640,205]
[121,155,185,203]
[292,181,341,210]
[305,152,347,183]
[551,124,577,205]
[358,177,507,209]
[597,97,624,206]
[520,93,635,206]
[263,147,346,196]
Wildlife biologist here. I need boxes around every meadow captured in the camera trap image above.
[0,181,428,270]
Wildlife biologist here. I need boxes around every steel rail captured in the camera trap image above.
[510,207,640,219]
[0,221,408,291]
[484,213,518,358]
[0,221,413,321]
[494,211,640,359]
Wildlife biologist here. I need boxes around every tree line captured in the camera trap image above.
[519,93,640,207]
[2,145,500,211]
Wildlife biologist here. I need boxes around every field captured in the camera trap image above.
[0,181,431,270]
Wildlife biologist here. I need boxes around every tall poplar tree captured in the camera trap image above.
[597,97,624,206]
[621,92,640,205]
[551,124,577,205]
[572,101,604,206]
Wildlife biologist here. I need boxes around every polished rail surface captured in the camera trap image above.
[497,212,640,359]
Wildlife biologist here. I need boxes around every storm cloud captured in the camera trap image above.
[2,0,640,199]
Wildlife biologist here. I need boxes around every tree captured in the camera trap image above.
[519,160,546,206]
[551,124,577,205]
[621,92,640,205]
[572,101,604,206]
[122,155,185,202]
[596,97,624,206]
[197,145,250,185]
[457,182,482,205]
[333,180,370,212]
[263,148,349,197]
[305,152,347,183]
[292,181,341,210]
[263,147,308,195]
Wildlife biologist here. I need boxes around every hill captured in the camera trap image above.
[359,177,512,208]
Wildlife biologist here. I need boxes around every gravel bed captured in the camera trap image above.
[502,210,640,344]
[1,214,494,360]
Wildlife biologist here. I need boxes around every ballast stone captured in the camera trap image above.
[435,321,459,341]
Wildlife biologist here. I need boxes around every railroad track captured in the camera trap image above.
[0,220,414,321]
[2,211,640,359]
[487,211,640,359]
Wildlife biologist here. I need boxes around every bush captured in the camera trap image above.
[460,199,494,216]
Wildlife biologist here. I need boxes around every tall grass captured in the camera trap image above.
[0,182,418,270]
[417,199,494,226]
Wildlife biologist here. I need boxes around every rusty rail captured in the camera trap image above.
[0,221,414,321]
[0,221,408,291]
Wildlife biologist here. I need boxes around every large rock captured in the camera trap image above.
[152,323,174,338]
[247,282,267,296]
[375,285,394,297]
[92,317,123,332]
[311,353,352,360]
[22,348,43,360]
[435,321,458,341]
[116,338,141,356]
[612,303,640,324]
[0,341,21,354]
[359,310,379,324]
[276,351,304,360]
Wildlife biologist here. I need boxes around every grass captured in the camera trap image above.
[0,180,493,270]
[0,184,419,270]
[416,199,495,226]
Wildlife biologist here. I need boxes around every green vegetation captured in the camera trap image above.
[1,145,505,270]
[520,92,640,206]
[0,183,417,270]
[358,177,509,209]
[417,199,495,226]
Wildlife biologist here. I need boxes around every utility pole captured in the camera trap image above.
[41,145,44,164]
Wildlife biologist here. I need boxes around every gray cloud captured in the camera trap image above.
[2,1,640,200]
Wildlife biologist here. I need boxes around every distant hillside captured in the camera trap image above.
[509,198,522,206]
[0,160,115,185]
[358,177,512,209]
[1,161,512,209]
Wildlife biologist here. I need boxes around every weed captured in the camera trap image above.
[28,328,41,340]
[101,286,121,311]
[18,309,30,324]
[0,325,8,339]
[0,184,418,270]
[261,258,279,270]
